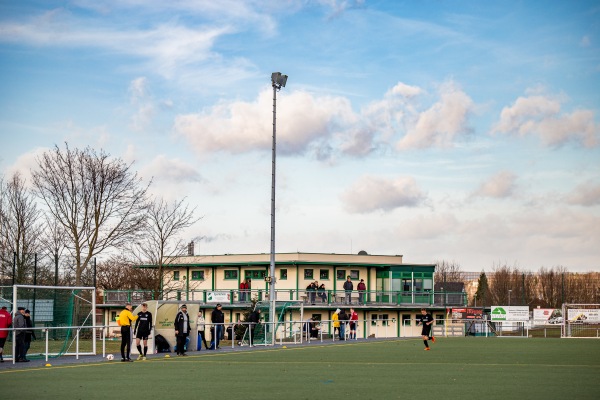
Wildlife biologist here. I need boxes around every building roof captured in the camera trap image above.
[136,252,435,269]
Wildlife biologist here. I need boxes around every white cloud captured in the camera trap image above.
[566,182,600,206]
[396,81,474,150]
[128,77,155,132]
[492,93,599,148]
[141,155,203,183]
[472,171,518,199]
[174,80,478,160]
[0,9,234,79]
[340,175,427,213]
[3,148,48,188]
[174,88,354,156]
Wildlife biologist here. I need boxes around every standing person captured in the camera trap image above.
[332,308,341,340]
[246,279,252,300]
[239,279,248,302]
[247,308,261,346]
[338,309,348,340]
[23,309,36,360]
[118,303,138,362]
[417,308,435,350]
[174,304,191,356]
[0,306,12,363]
[357,279,366,305]
[318,284,327,303]
[134,303,152,360]
[196,311,209,350]
[349,308,358,340]
[211,303,225,349]
[13,307,27,362]
[343,276,353,304]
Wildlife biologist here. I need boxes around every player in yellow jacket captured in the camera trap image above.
[119,303,138,362]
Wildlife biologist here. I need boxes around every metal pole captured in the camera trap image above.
[269,79,277,346]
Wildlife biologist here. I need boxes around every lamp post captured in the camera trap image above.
[269,72,287,345]
[508,289,512,306]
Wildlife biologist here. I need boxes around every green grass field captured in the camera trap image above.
[2,338,599,399]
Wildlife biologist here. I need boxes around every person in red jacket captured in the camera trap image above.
[357,279,366,305]
[0,306,13,363]
[239,279,249,301]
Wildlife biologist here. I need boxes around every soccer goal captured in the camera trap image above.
[3,284,98,360]
[561,304,600,338]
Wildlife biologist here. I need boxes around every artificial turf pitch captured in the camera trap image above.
[2,337,599,399]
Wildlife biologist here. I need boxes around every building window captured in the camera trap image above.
[402,279,411,292]
[245,270,267,280]
[280,269,288,280]
[414,278,423,291]
[350,270,359,280]
[224,270,238,280]
[402,314,411,326]
[191,271,204,281]
[304,269,314,280]
[111,311,117,321]
[173,271,180,281]
[320,269,329,280]
[381,314,389,326]
[311,314,322,322]
[336,270,346,280]
[435,314,444,325]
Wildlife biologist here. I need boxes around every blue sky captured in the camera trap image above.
[1,0,599,272]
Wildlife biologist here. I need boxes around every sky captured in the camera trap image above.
[0,0,599,273]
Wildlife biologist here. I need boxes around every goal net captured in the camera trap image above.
[561,304,600,338]
[0,285,97,359]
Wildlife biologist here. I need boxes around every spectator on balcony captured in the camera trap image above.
[246,279,252,300]
[239,279,249,302]
[318,284,327,303]
[343,276,353,304]
[357,279,366,305]
[306,282,317,304]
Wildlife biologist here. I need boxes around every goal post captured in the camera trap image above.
[561,304,600,338]
[7,284,97,359]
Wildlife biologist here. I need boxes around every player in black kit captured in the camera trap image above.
[416,308,435,350]
[134,303,153,360]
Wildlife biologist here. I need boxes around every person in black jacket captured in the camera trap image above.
[23,309,36,360]
[211,304,225,349]
[174,305,191,356]
[247,308,261,346]
[343,276,353,304]
[134,303,153,360]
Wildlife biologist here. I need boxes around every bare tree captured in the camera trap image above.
[129,197,200,295]
[96,254,158,291]
[0,172,44,284]
[434,260,464,283]
[32,144,150,285]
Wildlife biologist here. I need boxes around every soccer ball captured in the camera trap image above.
[106,354,114,361]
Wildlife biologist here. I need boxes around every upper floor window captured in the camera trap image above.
[280,269,288,280]
[304,269,314,279]
[336,270,346,280]
[224,270,238,280]
[173,271,180,281]
[191,271,205,281]
[320,269,329,280]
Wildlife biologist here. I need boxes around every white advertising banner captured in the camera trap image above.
[533,308,562,324]
[207,291,230,303]
[566,309,600,322]
[490,306,529,321]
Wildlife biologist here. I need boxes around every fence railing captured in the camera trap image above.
[103,289,467,306]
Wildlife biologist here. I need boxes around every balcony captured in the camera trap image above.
[102,288,466,307]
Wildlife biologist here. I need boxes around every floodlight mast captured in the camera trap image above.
[269,72,287,345]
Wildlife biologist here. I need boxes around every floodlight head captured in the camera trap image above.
[271,72,288,88]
